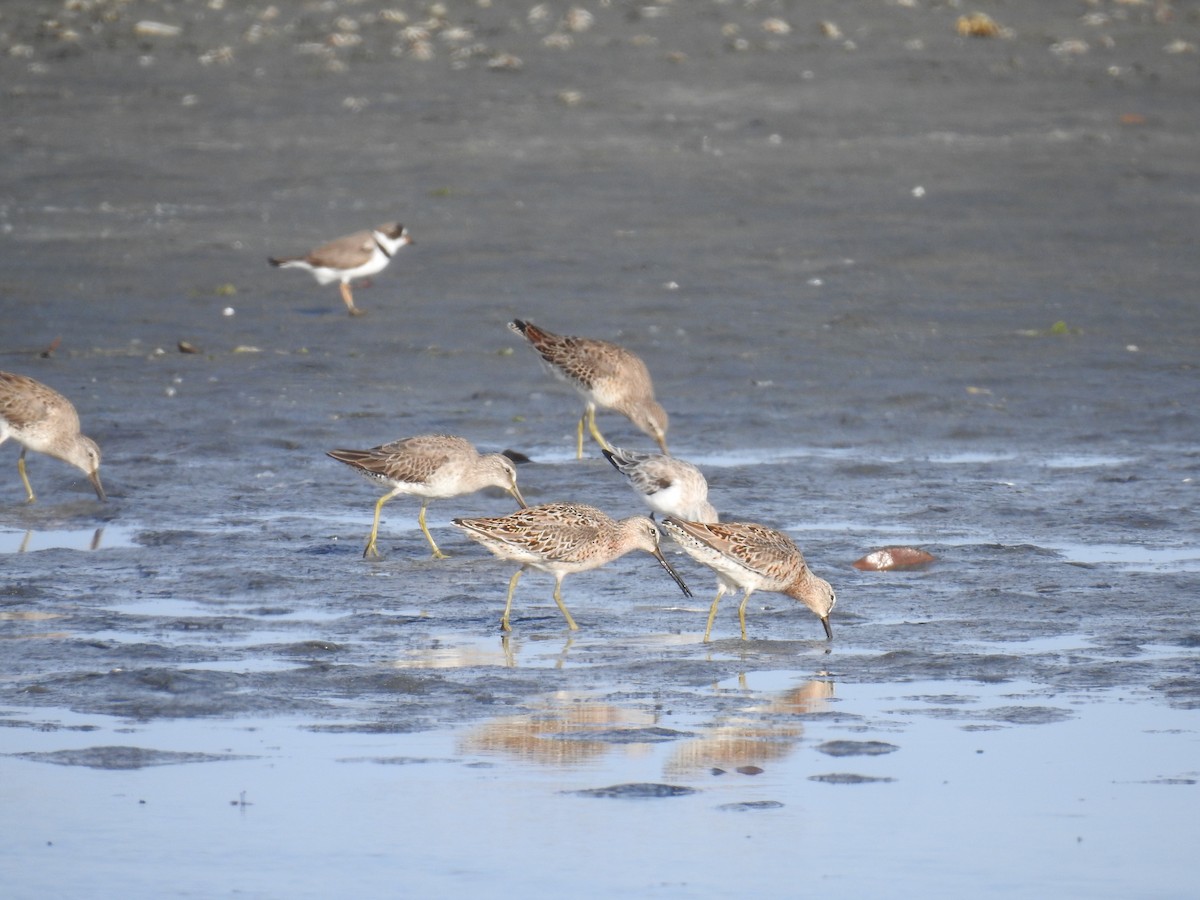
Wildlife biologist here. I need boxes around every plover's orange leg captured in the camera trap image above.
[339,282,364,316]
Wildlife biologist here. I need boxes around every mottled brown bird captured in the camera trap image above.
[661,518,835,641]
[454,502,692,631]
[508,319,669,458]
[0,371,105,502]
[327,434,525,559]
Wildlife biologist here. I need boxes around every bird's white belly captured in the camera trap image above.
[312,247,389,284]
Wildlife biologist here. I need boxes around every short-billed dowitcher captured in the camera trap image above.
[661,518,835,641]
[0,371,105,503]
[270,222,412,316]
[602,446,718,523]
[327,434,525,559]
[508,320,669,458]
[453,502,692,631]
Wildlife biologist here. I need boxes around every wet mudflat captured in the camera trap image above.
[2,1,1198,897]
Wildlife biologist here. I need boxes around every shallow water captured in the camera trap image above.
[0,524,139,553]
[2,677,1194,899]
[2,0,1199,897]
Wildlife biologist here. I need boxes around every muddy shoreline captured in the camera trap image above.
[2,1,1198,897]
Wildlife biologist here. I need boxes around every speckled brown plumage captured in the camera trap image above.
[508,319,669,458]
[328,434,524,559]
[661,518,835,642]
[454,502,692,631]
[0,371,105,503]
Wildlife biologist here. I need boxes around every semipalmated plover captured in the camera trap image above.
[270,222,412,316]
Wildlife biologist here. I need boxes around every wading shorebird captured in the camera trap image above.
[602,446,718,523]
[270,222,412,316]
[327,434,526,560]
[661,518,835,642]
[0,371,105,503]
[508,319,669,458]
[453,502,692,632]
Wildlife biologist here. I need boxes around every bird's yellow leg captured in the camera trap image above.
[17,451,36,503]
[552,579,580,631]
[500,568,524,632]
[586,406,613,453]
[418,501,448,559]
[702,589,724,642]
[575,412,586,459]
[363,490,396,558]
[738,590,754,640]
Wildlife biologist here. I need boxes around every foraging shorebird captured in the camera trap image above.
[453,502,692,632]
[270,222,412,316]
[0,371,105,502]
[508,319,669,458]
[327,434,525,559]
[661,518,835,642]
[602,446,718,523]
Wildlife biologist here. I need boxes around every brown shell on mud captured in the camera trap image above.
[853,547,936,571]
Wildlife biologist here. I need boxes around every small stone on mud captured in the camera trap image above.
[956,13,1008,38]
[809,772,896,784]
[134,21,182,38]
[15,745,249,769]
[554,726,692,744]
[815,740,900,757]
[568,782,697,799]
[718,800,785,812]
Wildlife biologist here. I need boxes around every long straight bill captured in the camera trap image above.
[652,548,692,598]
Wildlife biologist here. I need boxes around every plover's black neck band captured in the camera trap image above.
[373,234,392,258]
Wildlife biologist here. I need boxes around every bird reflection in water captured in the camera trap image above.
[455,679,835,773]
[457,691,660,766]
[8,526,106,553]
[664,679,835,777]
